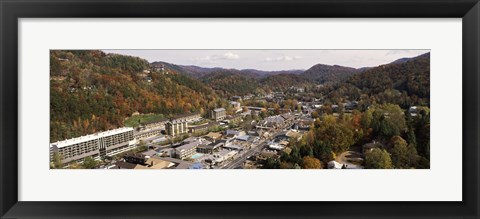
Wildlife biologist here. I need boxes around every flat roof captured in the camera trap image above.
[50,127,134,149]
[171,112,201,120]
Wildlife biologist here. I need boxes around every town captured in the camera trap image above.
[50,92,332,169]
[50,50,431,169]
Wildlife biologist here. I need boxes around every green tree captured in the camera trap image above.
[264,157,280,169]
[51,152,63,169]
[370,104,407,140]
[81,157,98,169]
[365,148,393,169]
[389,136,418,168]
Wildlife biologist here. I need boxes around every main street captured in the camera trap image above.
[221,141,267,169]
[220,118,297,169]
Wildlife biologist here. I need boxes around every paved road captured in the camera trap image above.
[220,120,296,169]
[336,151,364,169]
[221,141,268,169]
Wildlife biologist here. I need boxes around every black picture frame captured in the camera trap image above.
[1,0,479,218]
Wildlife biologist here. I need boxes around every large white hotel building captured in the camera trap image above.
[50,127,136,164]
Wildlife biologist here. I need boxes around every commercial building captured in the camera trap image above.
[211,108,226,121]
[166,119,188,137]
[172,112,201,123]
[197,142,223,154]
[140,118,169,131]
[50,127,136,164]
[175,141,201,160]
[188,122,219,133]
[134,128,162,139]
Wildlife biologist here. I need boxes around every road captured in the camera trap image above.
[335,151,364,169]
[220,141,267,169]
[220,120,296,169]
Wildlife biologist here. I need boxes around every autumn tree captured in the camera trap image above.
[301,156,322,169]
[315,115,355,153]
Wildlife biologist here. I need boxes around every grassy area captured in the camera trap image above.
[124,114,165,127]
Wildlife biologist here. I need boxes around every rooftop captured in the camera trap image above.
[206,132,222,139]
[171,112,201,120]
[140,118,169,126]
[213,108,226,112]
[50,127,134,149]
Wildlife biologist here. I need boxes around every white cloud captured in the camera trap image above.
[192,52,239,63]
[222,52,240,60]
[265,55,302,62]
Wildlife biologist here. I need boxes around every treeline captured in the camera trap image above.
[50,50,221,142]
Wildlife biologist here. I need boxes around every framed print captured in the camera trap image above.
[1,0,479,218]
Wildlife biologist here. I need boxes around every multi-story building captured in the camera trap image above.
[230,101,241,109]
[188,122,219,133]
[172,112,201,123]
[211,108,226,121]
[166,119,188,137]
[175,141,200,160]
[140,118,169,131]
[50,127,136,164]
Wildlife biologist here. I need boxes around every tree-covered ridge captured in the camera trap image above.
[316,53,430,108]
[348,52,430,102]
[201,70,261,97]
[200,70,314,97]
[259,74,312,92]
[50,50,220,142]
[301,64,360,83]
[152,61,304,79]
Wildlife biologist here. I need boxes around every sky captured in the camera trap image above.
[103,50,430,71]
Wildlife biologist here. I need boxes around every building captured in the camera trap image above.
[409,106,418,117]
[225,114,243,123]
[230,101,241,110]
[175,141,201,160]
[328,160,343,169]
[211,108,226,121]
[225,130,246,138]
[140,118,169,131]
[50,127,136,164]
[134,128,162,139]
[166,119,188,137]
[188,122,219,133]
[205,132,222,141]
[197,142,223,154]
[260,115,286,128]
[172,112,202,123]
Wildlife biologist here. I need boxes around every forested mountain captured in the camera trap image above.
[348,52,430,104]
[301,64,360,83]
[200,70,314,97]
[319,52,430,108]
[50,50,220,142]
[200,70,261,97]
[390,52,430,65]
[152,61,303,79]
